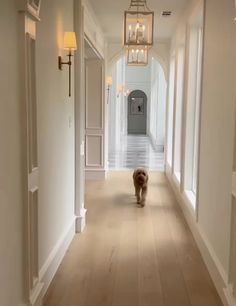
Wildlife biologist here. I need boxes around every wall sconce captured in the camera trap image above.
[58,32,77,97]
[106,76,113,104]
[124,89,130,97]
[116,82,130,98]
[116,83,124,98]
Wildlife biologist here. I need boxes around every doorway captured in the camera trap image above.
[84,38,106,180]
[128,90,147,134]
[108,55,167,171]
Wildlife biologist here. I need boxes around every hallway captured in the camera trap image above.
[44,172,222,306]
[2,0,236,305]
[108,135,165,171]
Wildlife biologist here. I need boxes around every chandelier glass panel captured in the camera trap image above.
[124,0,154,46]
[126,45,148,66]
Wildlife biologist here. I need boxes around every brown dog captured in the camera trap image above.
[133,168,148,207]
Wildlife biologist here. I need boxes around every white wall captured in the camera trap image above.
[83,0,106,58]
[108,57,125,151]
[0,1,24,305]
[126,62,152,136]
[108,55,167,154]
[198,0,236,279]
[149,58,167,150]
[166,0,236,303]
[36,0,75,282]
[108,57,152,151]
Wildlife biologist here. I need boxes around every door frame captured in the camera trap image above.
[127,89,148,135]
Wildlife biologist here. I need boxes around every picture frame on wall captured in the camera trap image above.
[131,97,144,115]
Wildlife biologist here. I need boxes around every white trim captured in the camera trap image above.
[75,207,87,233]
[85,169,106,180]
[85,59,104,130]
[85,134,104,167]
[166,171,230,306]
[39,217,76,296]
[173,171,181,185]
[232,172,236,198]
[184,189,196,210]
[30,281,44,306]
[148,131,164,152]
[224,284,236,306]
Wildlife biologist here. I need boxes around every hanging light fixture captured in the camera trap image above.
[126,45,149,66]
[124,0,154,46]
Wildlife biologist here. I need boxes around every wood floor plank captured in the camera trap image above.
[43,171,223,306]
[150,203,192,305]
[159,183,223,306]
[137,208,165,306]
[111,206,139,306]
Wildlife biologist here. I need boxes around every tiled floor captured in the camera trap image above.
[108,134,165,171]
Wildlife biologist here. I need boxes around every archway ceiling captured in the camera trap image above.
[88,0,190,43]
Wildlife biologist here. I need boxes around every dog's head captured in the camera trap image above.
[133,168,148,186]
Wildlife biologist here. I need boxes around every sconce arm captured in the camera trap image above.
[58,52,72,70]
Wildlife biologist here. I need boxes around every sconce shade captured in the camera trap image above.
[124,0,154,46]
[106,76,113,86]
[63,32,77,51]
[126,45,149,66]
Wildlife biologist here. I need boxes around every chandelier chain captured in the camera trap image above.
[128,0,151,11]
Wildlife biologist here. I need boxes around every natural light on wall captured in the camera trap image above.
[173,46,185,182]
[167,55,175,167]
[184,11,203,209]
[166,3,203,212]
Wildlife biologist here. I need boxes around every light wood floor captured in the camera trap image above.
[44,172,223,306]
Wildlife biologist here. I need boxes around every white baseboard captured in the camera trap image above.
[147,132,164,152]
[39,217,76,297]
[30,282,44,306]
[85,169,106,180]
[224,284,236,306]
[166,169,230,306]
[75,207,87,233]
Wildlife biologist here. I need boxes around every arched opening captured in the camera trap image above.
[108,54,167,171]
[128,90,147,135]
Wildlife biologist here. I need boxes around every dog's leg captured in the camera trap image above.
[135,186,141,204]
[140,186,147,207]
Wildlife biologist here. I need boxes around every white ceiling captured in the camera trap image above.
[88,0,190,43]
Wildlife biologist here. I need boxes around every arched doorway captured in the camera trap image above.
[128,90,147,134]
[108,55,166,171]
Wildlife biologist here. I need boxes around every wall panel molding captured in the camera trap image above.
[85,134,103,167]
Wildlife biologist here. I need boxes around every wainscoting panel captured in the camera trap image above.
[85,54,105,180]
[85,134,103,167]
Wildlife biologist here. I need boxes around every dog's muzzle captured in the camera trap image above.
[137,174,146,185]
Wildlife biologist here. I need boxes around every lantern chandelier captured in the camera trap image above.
[126,45,148,66]
[124,0,154,46]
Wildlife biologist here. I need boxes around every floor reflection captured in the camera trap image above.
[108,135,165,171]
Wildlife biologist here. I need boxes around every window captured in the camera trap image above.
[173,46,185,181]
[184,12,203,207]
[167,56,175,167]
[192,28,203,193]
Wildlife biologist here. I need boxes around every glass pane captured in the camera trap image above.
[124,11,153,45]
